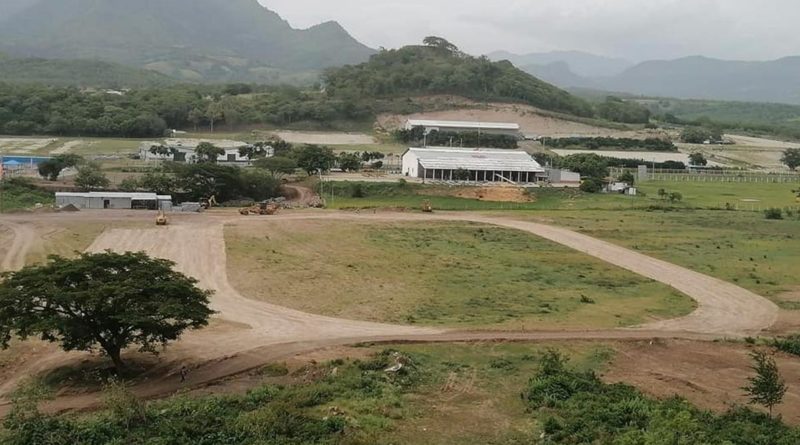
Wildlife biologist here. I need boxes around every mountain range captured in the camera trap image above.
[0,0,375,83]
[490,51,800,105]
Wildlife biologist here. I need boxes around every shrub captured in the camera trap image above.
[772,335,800,356]
[580,178,604,193]
[764,208,784,220]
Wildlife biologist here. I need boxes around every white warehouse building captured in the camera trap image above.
[401,147,546,184]
[405,119,521,137]
[56,192,173,210]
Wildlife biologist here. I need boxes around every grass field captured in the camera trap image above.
[637,180,799,210]
[225,220,693,329]
[320,179,800,213]
[524,210,800,306]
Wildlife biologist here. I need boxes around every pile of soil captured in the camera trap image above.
[57,204,80,212]
[451,187,534,203]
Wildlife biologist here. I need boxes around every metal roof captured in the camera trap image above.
[56,192,164,200]
[406,119,521,131]
[406,147,544,172]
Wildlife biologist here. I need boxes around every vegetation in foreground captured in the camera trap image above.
[3,344,798,445]
[226,221,693,329]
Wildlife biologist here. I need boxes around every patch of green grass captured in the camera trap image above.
[321,179,800,212]
[322,181,638,211]
[526,209,800,299]
[226,221,694,329]
[638,180,799,210]
[0,178,53,211]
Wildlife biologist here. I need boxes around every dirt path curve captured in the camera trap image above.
[0,210,780,413]
[0,221,35,272]
[283,184,317,206]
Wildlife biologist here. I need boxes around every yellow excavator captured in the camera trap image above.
[201,195,218,210]
[155,210,169,226]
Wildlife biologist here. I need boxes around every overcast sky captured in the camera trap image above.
[259,0,799,62]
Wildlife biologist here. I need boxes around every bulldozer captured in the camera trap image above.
[421,200,433,213]
[239,201,280,216]
[155,210,169,226]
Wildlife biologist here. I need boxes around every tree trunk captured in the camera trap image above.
[107,346,125,373]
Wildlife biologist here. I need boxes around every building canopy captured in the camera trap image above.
[407,147,544,172]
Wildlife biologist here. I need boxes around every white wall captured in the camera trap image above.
[401,151,421,178]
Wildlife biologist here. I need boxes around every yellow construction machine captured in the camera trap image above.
[155,210,169,226]
[421,200,433,213]
[201,195,218,210]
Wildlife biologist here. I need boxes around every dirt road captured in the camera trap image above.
[0,210,780,412]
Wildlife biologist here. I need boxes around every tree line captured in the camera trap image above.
[0,83,371,138]
[394,126,520,149]
[542,136,677,152]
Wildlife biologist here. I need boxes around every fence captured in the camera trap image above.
[611,167,800,183]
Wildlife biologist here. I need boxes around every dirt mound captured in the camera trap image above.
[57,204,80,212]
[451,187,534,203]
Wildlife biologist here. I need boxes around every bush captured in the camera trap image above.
[580,178,604,193]
[772,335,800,356]
[764,208,784,220]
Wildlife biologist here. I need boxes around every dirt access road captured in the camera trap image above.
[0,210,780,412]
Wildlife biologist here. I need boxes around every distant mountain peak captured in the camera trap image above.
[0,0,375,82]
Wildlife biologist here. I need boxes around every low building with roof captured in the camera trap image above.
[56,192,172,210]
[404,119,521,137]
[401,147,545,184]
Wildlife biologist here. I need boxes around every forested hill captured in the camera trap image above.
[324,41,594,117]
[0,54,175,88]
[0,0,375,83]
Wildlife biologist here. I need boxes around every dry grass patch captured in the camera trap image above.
[225,220,694,329]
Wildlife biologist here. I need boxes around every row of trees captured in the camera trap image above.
[120,163,281,203]
[394,127,520,149]
[542,136,677,152]
[0,83,371,138]
[37,154,110,190]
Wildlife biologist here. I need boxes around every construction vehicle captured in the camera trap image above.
[421,200,433,213]
[155,210,169,226]
[239,201,280,216]
[201,195,218,210]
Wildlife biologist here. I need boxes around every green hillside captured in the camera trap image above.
[0,54,175,87]
[0,0,375,83]
[324,41,594,117]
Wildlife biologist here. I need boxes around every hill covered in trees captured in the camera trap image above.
[0,0,374,83]
[324,38,594,117]
[0,53,175,88]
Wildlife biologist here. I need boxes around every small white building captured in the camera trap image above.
[401,147,545,184]
[139,139,272,164]
[56,192,172,210]
[405,119,521,137]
